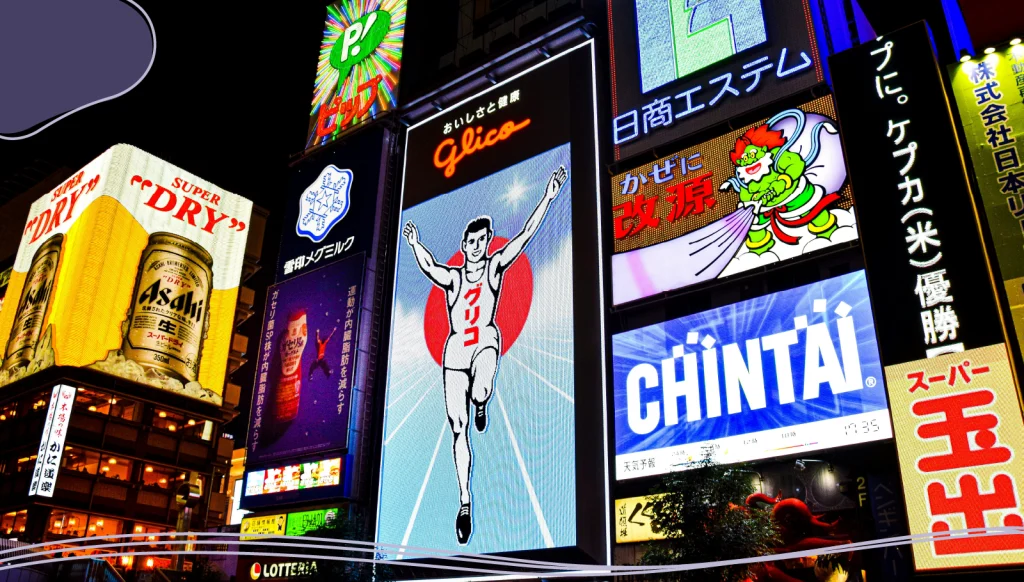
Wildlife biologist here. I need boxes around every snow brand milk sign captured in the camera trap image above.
[613,270,892,479]
[0,145,253,405]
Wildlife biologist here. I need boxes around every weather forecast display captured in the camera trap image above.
[613,270,891,480]
[306,0,406,152]
[377,42,606,560]
[611,96,856,305]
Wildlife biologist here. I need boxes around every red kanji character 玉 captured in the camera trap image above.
[913,389,1012,473]
[929,473,1024,554]
[665,171,716,222]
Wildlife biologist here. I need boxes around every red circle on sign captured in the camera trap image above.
[423,237,533,367]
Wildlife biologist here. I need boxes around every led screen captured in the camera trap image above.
[884,344,1024,571]
[611,96,855,304]
[307,1,406,152]
[636,0,768,94]
[246,254,365,465]
[0,145,252,405]
[609,0,825,160]
[613,270,891,480]
[244,458,342,497]
[376,42,605,560]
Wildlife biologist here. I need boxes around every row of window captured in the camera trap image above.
[0,387,214,441]
[6,446,205,492]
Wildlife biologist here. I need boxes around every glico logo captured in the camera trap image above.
[433,118,531,178]
[625,299,868,436]
[249,560,317,580]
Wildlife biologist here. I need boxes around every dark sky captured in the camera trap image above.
[0,0,335,438]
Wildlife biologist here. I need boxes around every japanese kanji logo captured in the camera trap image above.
[297,165,353,243]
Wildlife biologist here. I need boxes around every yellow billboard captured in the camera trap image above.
[0,144,252,406]
[240,514,286,541]
[615,494,667,544]
[884,344,1024,571]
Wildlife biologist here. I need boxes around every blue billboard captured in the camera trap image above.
[613,270,891,480]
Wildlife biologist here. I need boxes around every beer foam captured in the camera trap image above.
[88,350,221,405]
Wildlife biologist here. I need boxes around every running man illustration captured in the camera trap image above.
[308,327,337,381]
[402,164,568,545]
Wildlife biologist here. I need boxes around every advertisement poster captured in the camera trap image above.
[608,0,826,160]
[240,514,286,541]
[307,0,406,152]
[614,494,667,543]
[377,42,606,560]
[884,344,1024,571]
[286,508,338,537]
[613,270,891,480]
[244,457,342,498]
[950,48,1024,356]
[611,95,855,304]
[27,384,76,497]
[0,266,11,315]
[830,23,1005,366]
[280,126,389,282]
[247,254,364,465]
[0,145,252,405]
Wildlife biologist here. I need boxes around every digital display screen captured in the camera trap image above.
[246,254,365,465]
[613,270,891,480]
[609,0,825,160]
[306,1,406,152]
[376,42,606,560]
[610,95,855,305]
[244,458,342,497]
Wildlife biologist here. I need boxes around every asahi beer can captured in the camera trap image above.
[2,234,63,371]
[274,311,308,424]
[122,232,214,384]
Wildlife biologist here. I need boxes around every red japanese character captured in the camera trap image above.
[907,371,930,393]
[613,193,661,239]
[929,473,1024,554]
[665,171,716,222]
[913,389,1012,473]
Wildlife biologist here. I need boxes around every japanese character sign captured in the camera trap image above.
[28,385,76,498]
[306,1,407,152]
[884,344,1024,571]
[610,96,857,305]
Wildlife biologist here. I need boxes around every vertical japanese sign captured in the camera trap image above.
[280,126,390,282]
[884,344,1024,570]
[611,95,856,304]
[950,47,1024,357]
[28,384,76,497]
[307,1,406,153]
[246,254,364,465]
[614,495,667,543]
[830,22,1005,366]
[377,41,606,560]
[608,0,826,160]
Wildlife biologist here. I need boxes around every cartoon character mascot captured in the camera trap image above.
[720,109,848,255]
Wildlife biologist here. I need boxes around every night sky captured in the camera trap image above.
[0,1,336,439]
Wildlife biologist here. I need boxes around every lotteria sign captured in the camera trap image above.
[613,270,891,479]
[248,560,317,580]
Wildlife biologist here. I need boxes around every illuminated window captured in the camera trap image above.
[141,464,178,489]
[99,455,131,481]
[16,455,37,474]
[74,388,137,421]
[62,447,100,475]
[0,401,16,422]
[1,510,27,537]
[47,510,88,538]
[86,515,122,538]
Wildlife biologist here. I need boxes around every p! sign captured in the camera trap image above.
[613,270,892,480]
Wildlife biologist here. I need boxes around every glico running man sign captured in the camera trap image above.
[377,42,607,562]
[613,270,891,480]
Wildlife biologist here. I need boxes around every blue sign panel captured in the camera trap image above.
[613,270,891,480]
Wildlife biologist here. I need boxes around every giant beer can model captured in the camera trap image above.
[0,144,252,405]
[121,233,214,384]
[2,234,63,372]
